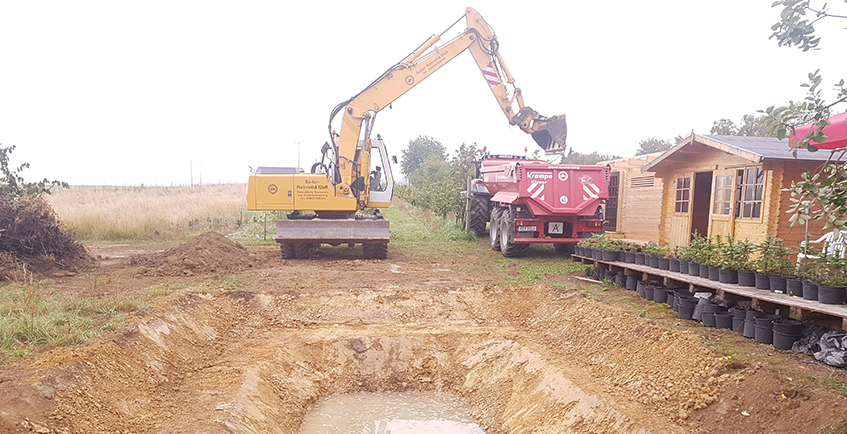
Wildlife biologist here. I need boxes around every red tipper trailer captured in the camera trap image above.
[477,157,609,257]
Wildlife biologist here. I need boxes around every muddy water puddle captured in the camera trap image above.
[299,391,486,434]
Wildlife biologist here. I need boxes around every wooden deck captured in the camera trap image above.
[572,254,847,330]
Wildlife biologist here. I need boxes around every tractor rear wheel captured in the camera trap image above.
[500,208,529,258]
[468,196,490,237]
[490,207,503,251]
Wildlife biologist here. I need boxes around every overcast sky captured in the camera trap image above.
[1,1,845,186]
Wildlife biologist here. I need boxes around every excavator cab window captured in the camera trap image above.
[369,145,388,192]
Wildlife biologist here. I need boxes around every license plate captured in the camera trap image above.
[517,226,537,232]
[548,222,564,234]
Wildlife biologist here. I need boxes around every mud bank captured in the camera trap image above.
[27,285,739,434]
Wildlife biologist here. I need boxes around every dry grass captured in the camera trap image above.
[46,184,258,241]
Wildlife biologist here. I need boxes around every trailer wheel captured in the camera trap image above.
[490,207,503,251]
[468,196,490,237]
[280,243,295,259]
[294,243,312,259]
[554,244,575,255]
[500,208,529,258]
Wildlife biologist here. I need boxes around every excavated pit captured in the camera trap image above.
[41,284,733,434]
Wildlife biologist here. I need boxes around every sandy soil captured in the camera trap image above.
[2,234,847,433]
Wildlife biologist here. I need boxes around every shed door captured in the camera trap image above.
[709,171,736,240]
[669,176,692,248]
[604,172,619,232]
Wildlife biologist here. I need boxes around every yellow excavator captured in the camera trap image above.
[246,6,568,259]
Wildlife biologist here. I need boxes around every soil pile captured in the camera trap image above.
[132,232,256,276]
[0,196,92,278]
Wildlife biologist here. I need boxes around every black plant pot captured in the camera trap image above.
[802,281,819,301]
[666,291,675,308]
[649,255,660,268]
[701,303,724,328]
[689,262,701,277]
[715,312,733,330]
[614,273,625,287]
[626,275,638,290]
[738,270,756,287]
[754,313,776,344]
[772,319,802,350]
[731,308,747,333]
[604,270,615,281]
[708,266,721,281]
[743,310,759,338]
[653,288,669,304]
[699,264,710,278]
[773,330,801,350]
[669,258,680,272]
[603,250,619,262]
[818,285,846,305]
[754,314,778,344]
[677,297,696,320]
[772,318,802,335]
[624,251,636,263]
[755,272,770,290]
[679,259,690,274]
[719,268,738,284]
[644,285,655,301]
[769,274,787,294]
[672,289,690,312]
[658,257,670,270]
[636,281,646,298]
[634,252,645,265]
[786,278,803,297]
[593,249,602,260]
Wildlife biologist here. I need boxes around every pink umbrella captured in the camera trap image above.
[790,112,847,150]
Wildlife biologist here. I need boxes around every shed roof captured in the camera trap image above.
[642,134,832,173]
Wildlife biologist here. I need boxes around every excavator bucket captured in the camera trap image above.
[531,114,568,156]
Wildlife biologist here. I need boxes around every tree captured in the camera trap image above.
[0,145,68,198]
[559,149,620,164]
[764,1,847,233]
[764,1,846,149]
[738,114,775,137]
[634,138,672,155]
[400,135,447,177]
[710,119,739,135]
[709,114,774,137]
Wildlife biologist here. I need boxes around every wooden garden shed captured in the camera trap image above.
[600,152,664,243]
[641,134,831,248]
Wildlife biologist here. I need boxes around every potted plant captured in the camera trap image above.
[642,241,662,268]
[707,235,723,281]
[819,255,847,304]
[622,242,637,264]
[719,236,755,285]
[755,236,793,293]
[676,243,693,274]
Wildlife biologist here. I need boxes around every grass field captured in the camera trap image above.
[46,184,280,241]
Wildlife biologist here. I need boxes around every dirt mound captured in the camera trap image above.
[0,196,93,279]
[132,232,256,276]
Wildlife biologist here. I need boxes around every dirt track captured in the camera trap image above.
[2,235,847,433]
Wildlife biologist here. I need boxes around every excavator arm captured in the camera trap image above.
[332,6,568,209]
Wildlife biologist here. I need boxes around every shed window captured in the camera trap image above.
[735,167,764,219]
[675,177,690,213]
[712,175,733,215]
